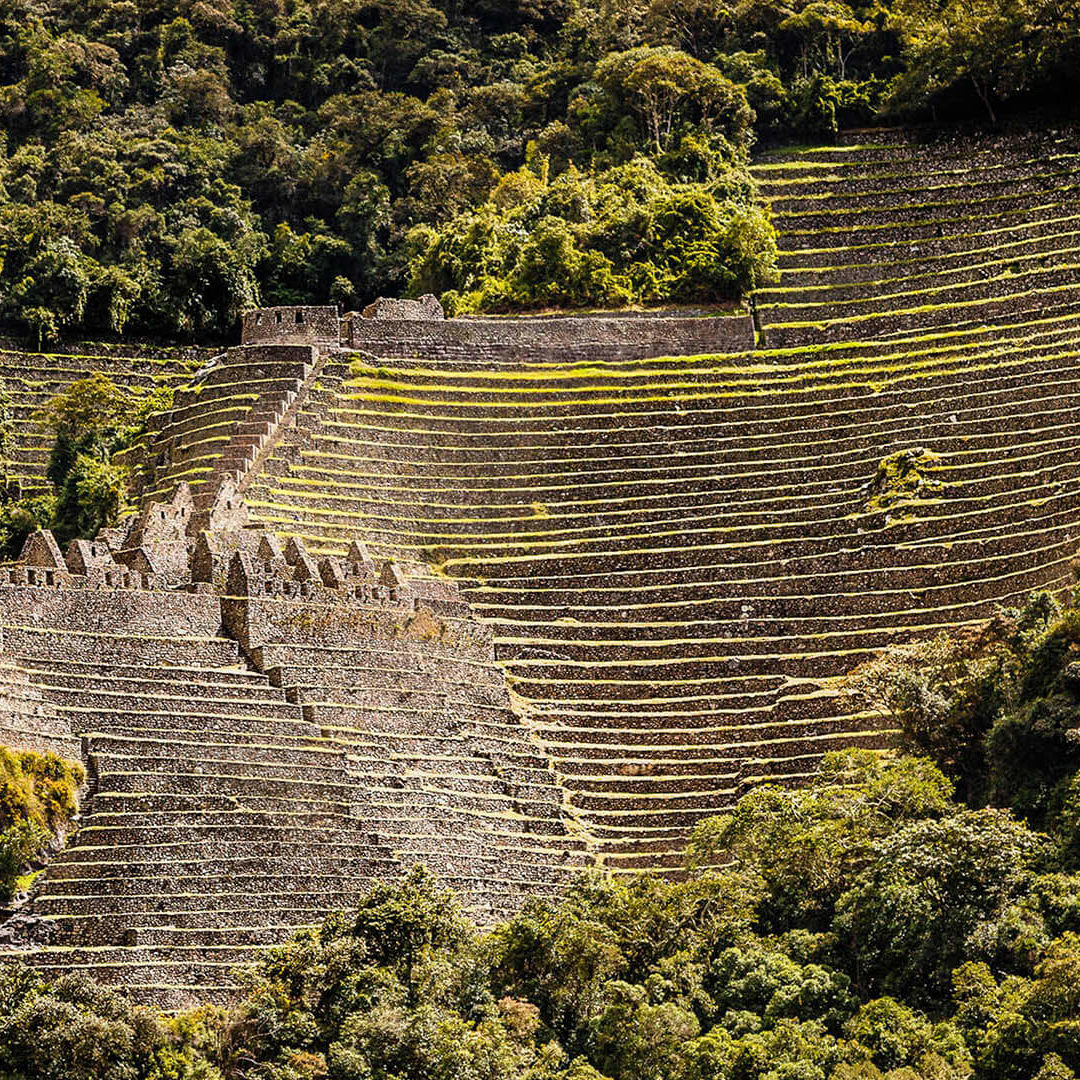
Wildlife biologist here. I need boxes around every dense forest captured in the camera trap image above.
[2,592,1080,1078]
[0,0,1077,339]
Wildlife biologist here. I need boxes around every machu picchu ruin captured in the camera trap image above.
[0,122,1077,1012]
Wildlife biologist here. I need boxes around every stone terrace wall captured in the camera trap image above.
[0,661,82,760]
[0,586,222,639]
[0,504,580,1003]
[342,311,756,362]
[245,294,1080,871]
[132,343,327,508]
[224,594,487,657]
[0,342,199,497]
[237,303,755,363]
[752,127,1080,348]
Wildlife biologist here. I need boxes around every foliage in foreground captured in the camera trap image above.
[0,747,83,901]
[847,590,1080,824]
[0,372,178,557]
[3,743,1080,1079]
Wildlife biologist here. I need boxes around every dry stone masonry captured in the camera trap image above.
[242,300,756,361]
[2,124,1080,1003]
[240,126,1080,873]
[0,483,584,1005]
[0,340,204,498]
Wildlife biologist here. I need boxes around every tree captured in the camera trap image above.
[595,46,753,153]
[589,982,700,1080]
[686,750,955,933]
[781,1,870,80]
[52,454,129,546]
[37,373,135,453]
[959,935,1080,1079]
[842,997,972,1075]
[31,373,174,545]
[0,969,166,1080]
[645,0,738,58]
[167,224,262,335]
[834,809,1044,1002]
[844,594,1061,806]
[889,0,1033,124]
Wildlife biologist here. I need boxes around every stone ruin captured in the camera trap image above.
[0,479,579,1005]
[237,297,755,356]
[361,294,445,320]
[10,481,466,617]
[6,120,1079,1004]
[240,295,445,347]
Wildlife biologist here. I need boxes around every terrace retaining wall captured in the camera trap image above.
[343,311,756,361]
[0,586,222,640]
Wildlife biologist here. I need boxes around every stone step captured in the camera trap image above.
[45,689,303,721]
[72,711,326,739]
[91,753,351,785]
[88,735,345,768]
[6,631,239,667]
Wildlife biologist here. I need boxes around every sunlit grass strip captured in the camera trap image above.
[338,349,1080,411]
[758,158,1080,205]
[249,482,1080,559]
[775,231,1080,279]
[781,209,1080,256]
[760,247,1080,299]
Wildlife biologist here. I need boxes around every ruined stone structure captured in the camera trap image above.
[361,294,446,321]
[241,302,757,360]
[2,125,1080,1003]
[0,485,586,1004]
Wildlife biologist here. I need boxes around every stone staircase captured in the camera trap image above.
[138,343,332,508]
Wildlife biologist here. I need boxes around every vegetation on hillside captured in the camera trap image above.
[0,373,176,558]
[848,591,1080,828]
[0,0,1075,337]
[3,591,1080,1078]
[0,748,83,901]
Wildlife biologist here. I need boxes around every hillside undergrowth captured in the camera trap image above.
[0,0,1076,338]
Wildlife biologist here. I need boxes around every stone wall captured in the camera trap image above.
[342,310,756,361]
[0,661,81,759]
[131,343,323,507]
[241,306,340,346]
[361,295,445,320]
[236,304,756,362]
[224,593,491,658]
[0,585,222,639]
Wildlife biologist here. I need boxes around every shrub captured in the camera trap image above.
[407,157,777,313]
[0,748,84,899]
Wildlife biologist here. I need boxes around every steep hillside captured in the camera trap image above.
[4,126,1080,1005]
[754,128,1080,346]
[239,127,1080,872]
[0,340,204,496]
[0,506,585,1005]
